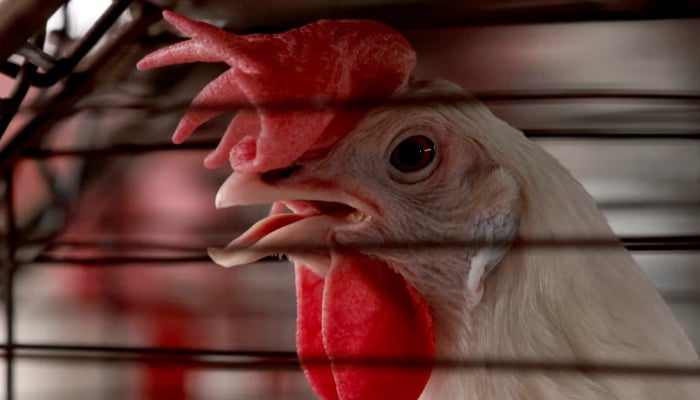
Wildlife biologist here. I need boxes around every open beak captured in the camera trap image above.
[207,172,371,274]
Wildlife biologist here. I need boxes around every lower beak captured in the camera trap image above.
[207,213,339,271]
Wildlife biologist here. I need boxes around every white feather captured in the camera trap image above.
[415,81,700,399]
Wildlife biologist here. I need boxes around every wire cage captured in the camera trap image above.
[1,0,699,398]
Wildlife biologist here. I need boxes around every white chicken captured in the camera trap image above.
[138,10,700,400]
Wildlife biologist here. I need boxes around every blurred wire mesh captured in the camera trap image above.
[0,0,699,398]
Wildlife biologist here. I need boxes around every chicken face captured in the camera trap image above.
[209,82,521,400]
[212,82,520,311]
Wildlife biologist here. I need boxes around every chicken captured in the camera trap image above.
[137,11,700,400]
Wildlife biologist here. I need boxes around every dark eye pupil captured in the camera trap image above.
[390,135,435,173]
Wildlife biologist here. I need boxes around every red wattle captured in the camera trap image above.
[297,256,435,400]
[297,266,340,400]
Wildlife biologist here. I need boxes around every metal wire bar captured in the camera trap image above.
[2,169,18,400]
[13,343,294,359]
[15,42,57,71]
[63,234,699,251]
[17,129,700,160]
[344,3,700,29]
[14,235,697,269]
[478,90,700,102]
[2,343,700,378]
[37,238,210,253]
[523,130,700,140]
[0,3,162,177]
[11,291,700,323]
[20,235,700,267]
[32,230,700,254]
[32,0,135,88]
[30,255,210,265]
[0,0,135,87]
[170,2,700,33]
[0,26,42,389]
[31,235,700,251]
[66,90,700,115]
[0,53,39,141]
[0,62,21,79]
[22,140,217,159]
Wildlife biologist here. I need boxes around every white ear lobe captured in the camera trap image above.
[466,249,491,307]
[464,167,520,308]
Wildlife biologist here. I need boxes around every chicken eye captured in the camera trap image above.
[390,135,435,173]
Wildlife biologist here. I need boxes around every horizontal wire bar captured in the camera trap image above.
[228,4,700,31]
[595,200,700,210]
[13,90,700,160]
[12,291,700,319]
[523,130,700,140]
[30,229,700,254]
[65,90,700,115]
[13,89,694,126]
[27,234,700,252]
[13,343,294,358]
[34,238,210,253]
[108,3,700,35]
[2,344,700,377]
[29,255,211,265]
[22,140,216,158]
[21,235,700,266]
[18,130,700,159]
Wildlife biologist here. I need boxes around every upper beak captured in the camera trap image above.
[215,172,374,216]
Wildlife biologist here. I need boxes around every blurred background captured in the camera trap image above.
[0,0,698,398]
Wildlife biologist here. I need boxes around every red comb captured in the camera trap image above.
[137,11,416,173]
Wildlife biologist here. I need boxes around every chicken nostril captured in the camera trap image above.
[261,165,302,183]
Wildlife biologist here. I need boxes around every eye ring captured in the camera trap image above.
[390,135,436,173]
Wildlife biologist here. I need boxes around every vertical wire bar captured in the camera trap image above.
[2,168,17,400]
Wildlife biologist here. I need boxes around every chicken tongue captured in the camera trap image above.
[297,254,435,400]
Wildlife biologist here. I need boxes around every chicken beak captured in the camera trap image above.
[215,172,370,213]
[215,172,284,209]
[208,172,369,273]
